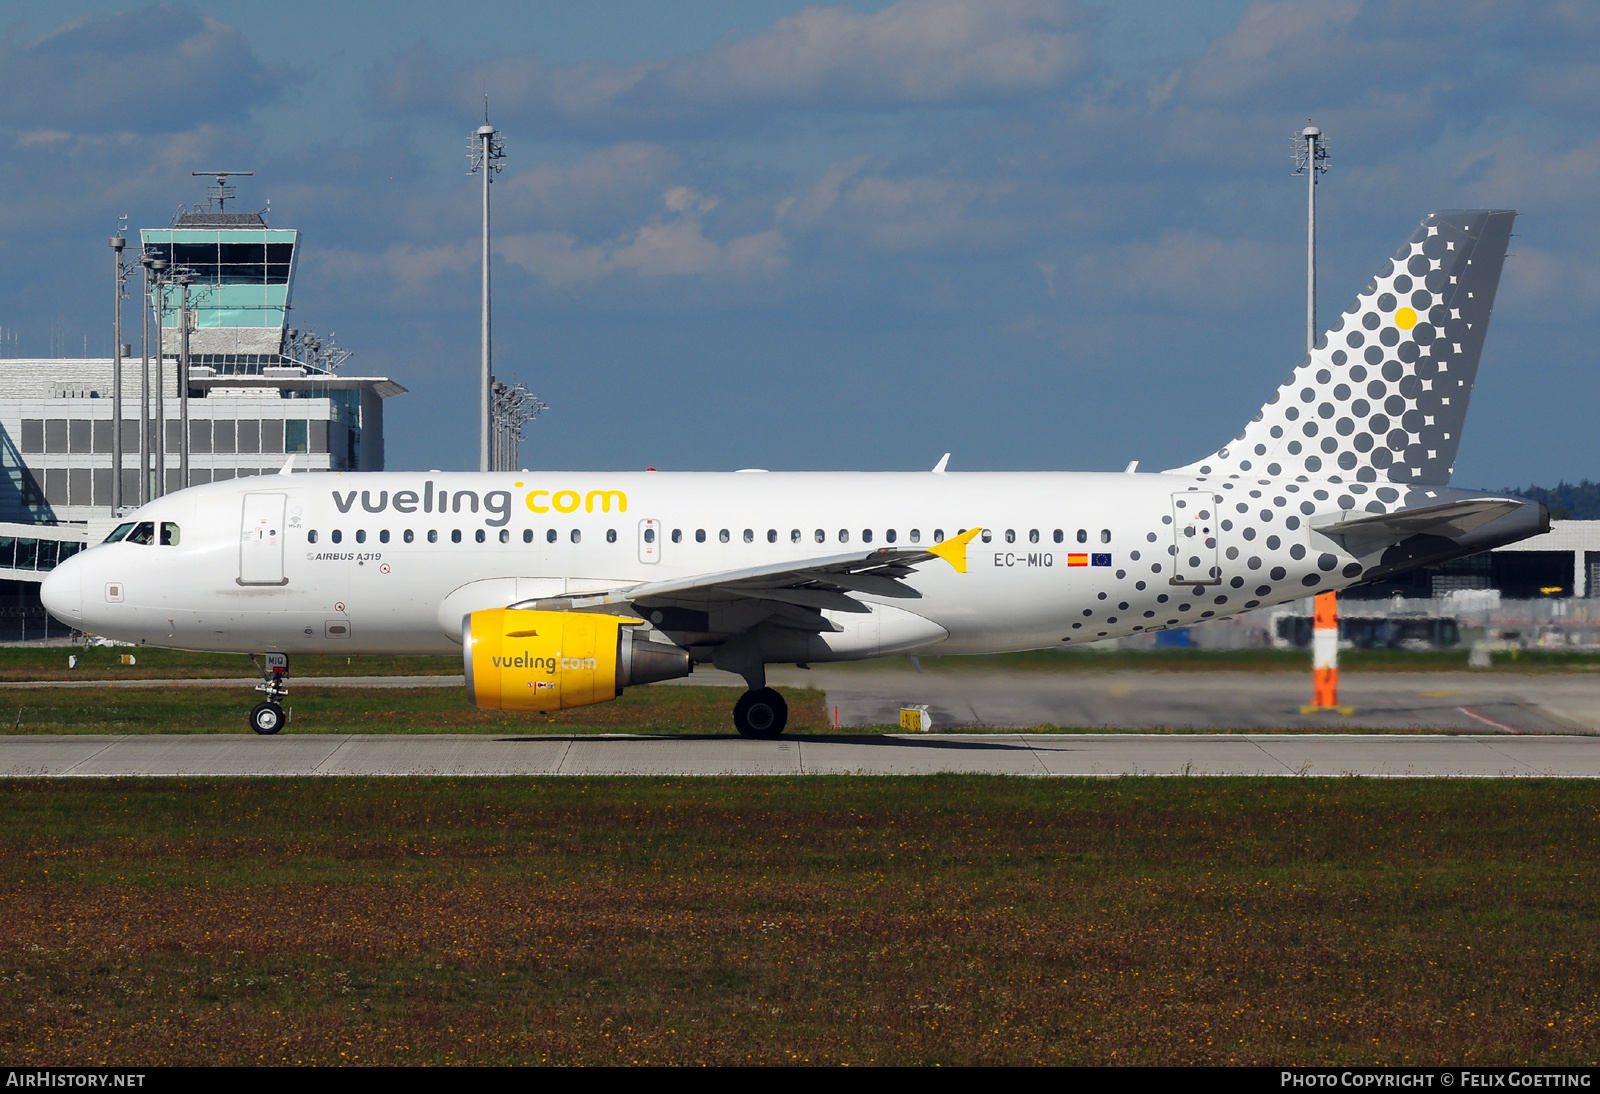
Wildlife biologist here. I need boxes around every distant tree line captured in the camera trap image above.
[1504,481,1600,520]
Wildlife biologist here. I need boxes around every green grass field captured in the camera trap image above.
[0,645,460,682]
[0,684,826,736]
[6,643,1599,683]
[2,777,1596,1065]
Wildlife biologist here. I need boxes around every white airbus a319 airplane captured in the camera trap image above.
[42,209,1545,737]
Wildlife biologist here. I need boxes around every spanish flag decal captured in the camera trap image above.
[1067,553,1088,566]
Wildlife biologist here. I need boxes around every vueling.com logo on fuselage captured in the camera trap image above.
[330,482,627,528]
[491,653,599,673]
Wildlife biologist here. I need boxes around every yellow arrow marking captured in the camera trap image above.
[927,527,984,574]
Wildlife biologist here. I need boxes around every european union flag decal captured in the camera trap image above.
[1091,553,1111,566]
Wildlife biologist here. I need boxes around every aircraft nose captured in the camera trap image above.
[40,554,83,627]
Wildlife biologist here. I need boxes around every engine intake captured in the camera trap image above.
[463,608,691,711]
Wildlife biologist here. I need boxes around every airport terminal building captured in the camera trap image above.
[0,189,404,638]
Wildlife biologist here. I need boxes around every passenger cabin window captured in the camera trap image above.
[500,529,510,543]
[838,529,849,543]
[981,530,992,543]
[719,529,730,543]
[606,529,617,543]
[307,530,318,544]
[380,530,391,544]
[1077,529,1088,543]
[1053,529,1064,543]
[790,529,800,543]
[522,529,532,543]
[356,530,367,544]
[406,530,416,543]
[104,523,134,544]
[571,529,581,544]
[475,530,486,543]
[862,529,872,543]
[934,529,945,543]
[428,530,438,543]
[672,529,682,543]
[886,529,897,543]
[767,529,777,543]
[1004,530,1015,543]
[546,529,556,543]
[743,529,753,543]
[331,530,343,544]
[909,529,921,543]
[126,522,155,545]
[451,530,462,544]
[1101,529,1111,543]
[1029,529,1039,544]
[814,529,824,543]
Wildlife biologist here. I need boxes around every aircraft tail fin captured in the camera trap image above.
[1167,209,1515,487]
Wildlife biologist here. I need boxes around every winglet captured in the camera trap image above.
[927,526,983,573]
[931,453,950,474]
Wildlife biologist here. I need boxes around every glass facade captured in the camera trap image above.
[0,535,82,572]
[140,228,299,333]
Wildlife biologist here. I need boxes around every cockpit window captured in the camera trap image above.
[103,523,135,544]
[125,522,156,545]
[160,522,181,546]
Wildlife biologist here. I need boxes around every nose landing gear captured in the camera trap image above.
[733,687,788,739]
[249,653,291,735]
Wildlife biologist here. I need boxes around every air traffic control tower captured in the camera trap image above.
[0,174,406,536]
[140,186,300,367]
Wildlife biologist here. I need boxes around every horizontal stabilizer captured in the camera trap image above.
[1313,497,1523,547]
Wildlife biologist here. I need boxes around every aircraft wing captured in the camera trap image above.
[1312,498,1524,545]
[507,529,983,626]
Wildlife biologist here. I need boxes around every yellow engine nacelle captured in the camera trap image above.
[463,608,691,711]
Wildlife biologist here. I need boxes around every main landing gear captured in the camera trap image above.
[733,687,788,739]
[249,653,291,735]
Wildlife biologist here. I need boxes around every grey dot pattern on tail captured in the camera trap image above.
[1169,210,1515,502]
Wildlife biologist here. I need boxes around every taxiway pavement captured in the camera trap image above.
[4,731,1599,778]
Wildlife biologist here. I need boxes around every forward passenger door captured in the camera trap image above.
[239,492,288,586]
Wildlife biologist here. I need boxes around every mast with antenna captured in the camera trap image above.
[468,99,504,472]
[1291,121,1329,354]
[190,171,254,213]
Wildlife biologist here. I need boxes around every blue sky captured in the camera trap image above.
[0,0,1594,487]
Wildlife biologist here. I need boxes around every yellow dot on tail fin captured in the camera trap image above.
[1394,306,1418,329]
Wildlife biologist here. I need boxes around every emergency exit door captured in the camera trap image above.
[239,492,288,585]
[638,518,661,564]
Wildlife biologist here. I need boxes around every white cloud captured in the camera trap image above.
[498,190,785,286]
[1070,231,1289,312]
[374,0,1095,133]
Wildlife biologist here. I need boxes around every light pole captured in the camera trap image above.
[491,379,546,471]
[138,254,153,504]
[149,257,167,497]
[175,270,193,490]
[1292,122,1329,354]
[109,231,126,512]
[469,110,505,472]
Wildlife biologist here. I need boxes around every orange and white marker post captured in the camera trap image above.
[1301,590,1353,715]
